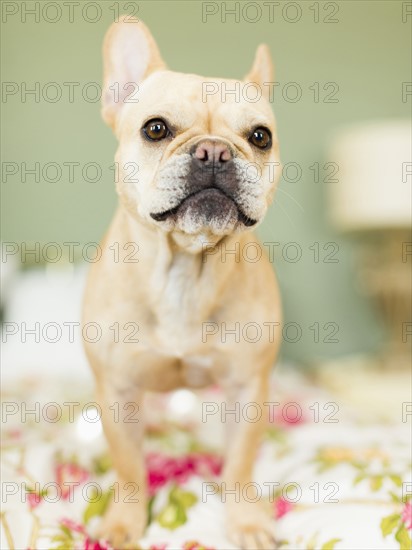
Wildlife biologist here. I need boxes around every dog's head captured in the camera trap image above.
[102,17,281,249]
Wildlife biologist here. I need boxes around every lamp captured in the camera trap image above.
[328,120,412,369]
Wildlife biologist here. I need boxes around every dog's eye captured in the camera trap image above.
[143,119,169,141]
[249,127,272,150]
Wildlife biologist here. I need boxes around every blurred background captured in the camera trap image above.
[1,0,411,367]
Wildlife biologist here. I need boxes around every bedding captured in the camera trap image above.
[1,365,411,550]
[1,268,411,549]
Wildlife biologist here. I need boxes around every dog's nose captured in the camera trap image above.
[193,140,232,165]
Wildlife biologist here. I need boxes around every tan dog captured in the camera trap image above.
[83,16,282,550]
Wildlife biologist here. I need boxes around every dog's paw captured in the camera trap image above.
[97,501,146,549]
[227,503,278,550]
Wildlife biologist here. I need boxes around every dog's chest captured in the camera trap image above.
[152,254,209,352]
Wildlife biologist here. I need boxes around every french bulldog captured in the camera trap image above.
[83,15,282,550]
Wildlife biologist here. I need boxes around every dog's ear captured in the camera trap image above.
[244,44,274,101]
[102,16,166,130]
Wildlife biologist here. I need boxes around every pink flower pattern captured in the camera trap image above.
[146,453,223,496]
[274,496,294,519]
[27,491,42,509]
[55,462,89,499]
[83,539,111,550]
[401,501,412,530]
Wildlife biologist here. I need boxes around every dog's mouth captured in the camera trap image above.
[150,187,257,227]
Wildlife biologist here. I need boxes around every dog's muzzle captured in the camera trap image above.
[150,139,258,227]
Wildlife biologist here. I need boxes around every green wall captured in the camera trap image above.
[2,1,410,362]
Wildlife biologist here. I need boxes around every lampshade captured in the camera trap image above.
[328,120,411,231]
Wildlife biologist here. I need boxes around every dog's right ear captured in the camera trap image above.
[102,16,166,130]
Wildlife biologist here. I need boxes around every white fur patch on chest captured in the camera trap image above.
[152,250,206,353]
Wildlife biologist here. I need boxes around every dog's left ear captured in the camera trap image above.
[244,44,274,100]
[102,16,166,130]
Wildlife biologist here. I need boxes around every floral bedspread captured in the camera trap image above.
[1,365,411,550]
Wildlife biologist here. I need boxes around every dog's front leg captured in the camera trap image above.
[96,379,147,549]
[221,372,277,550]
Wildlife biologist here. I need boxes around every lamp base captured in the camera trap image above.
[358,229,411,370]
